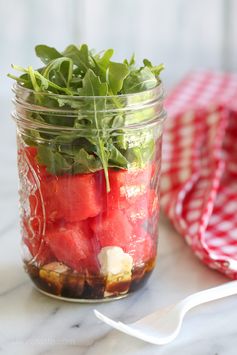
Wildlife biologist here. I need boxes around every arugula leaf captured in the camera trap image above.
[115,127,155,168]
[42,57,73,88]
[126,139,155,167]
[143,59,165,76]
[96,49,114,68]
[122,67,157,94]
[72,148,102,173]
[38,143,103,175]
[56,136,96,155]
[35,45,62,64]
[123,53,135,68]
[8,43,164,191]
[107,61,129,94]
[63,44,91,74]
[102,115,125,129]
[37,145,72,175]
[78,69,108,97]
[107,143,129,169]
[92,49,114,81]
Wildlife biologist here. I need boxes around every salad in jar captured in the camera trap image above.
[9,44,166,301]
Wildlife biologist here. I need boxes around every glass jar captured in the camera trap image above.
[12,83,166,302]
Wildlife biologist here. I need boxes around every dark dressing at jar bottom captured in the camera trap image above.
[24,258,156,301]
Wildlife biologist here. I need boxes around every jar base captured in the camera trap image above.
[25,258,156,302]
[34,285,129,303]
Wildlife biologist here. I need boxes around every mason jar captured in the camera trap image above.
[12,82,166,302]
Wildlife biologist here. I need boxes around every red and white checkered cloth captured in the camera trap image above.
[162,70,237,278]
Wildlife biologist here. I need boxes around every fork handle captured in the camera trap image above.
[182,280,237,311]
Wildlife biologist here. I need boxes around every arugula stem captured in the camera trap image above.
[7,73,28,84]
[28,66,40,92]
[98,139,110,192]
[92,95,110,193]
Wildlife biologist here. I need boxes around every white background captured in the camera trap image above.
[0,0,237,98]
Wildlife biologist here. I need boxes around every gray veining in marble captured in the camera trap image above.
[1,97,237,355]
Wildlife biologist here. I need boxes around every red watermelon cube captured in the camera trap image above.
[126,188,159,225]
[90,209,133,249]
[42,173,102,223]
[125,227,155,264]
[45,221,100,273]
[22,217,55,266]
[23,147,102,224]
[102,167,152,210]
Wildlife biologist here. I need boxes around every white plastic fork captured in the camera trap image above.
[94,281,237,345]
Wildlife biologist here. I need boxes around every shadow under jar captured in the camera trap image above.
[12,83,166,302]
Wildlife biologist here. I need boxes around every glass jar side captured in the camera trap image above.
[13,85,166,301]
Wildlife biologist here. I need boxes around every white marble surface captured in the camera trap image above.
[1,98,237,355]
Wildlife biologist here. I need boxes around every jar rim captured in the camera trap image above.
[13,81,164,101]
[12,81,166,132]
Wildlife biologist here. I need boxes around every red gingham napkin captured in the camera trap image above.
[162,71,237,278]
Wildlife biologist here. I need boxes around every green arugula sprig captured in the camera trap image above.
[8,44,164,192]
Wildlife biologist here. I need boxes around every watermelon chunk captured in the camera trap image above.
[45,221,100,273]
[126,189,159,225]
[109,168,150,198]
[23,147,102,223]
[90,209,133,249]
[23,236,54,266]
[102,167,152,210]
[41,173,102,223]
[125,227,155,264]
[22,217,55,266]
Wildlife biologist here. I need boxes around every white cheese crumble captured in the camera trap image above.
[98,246,133,276]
